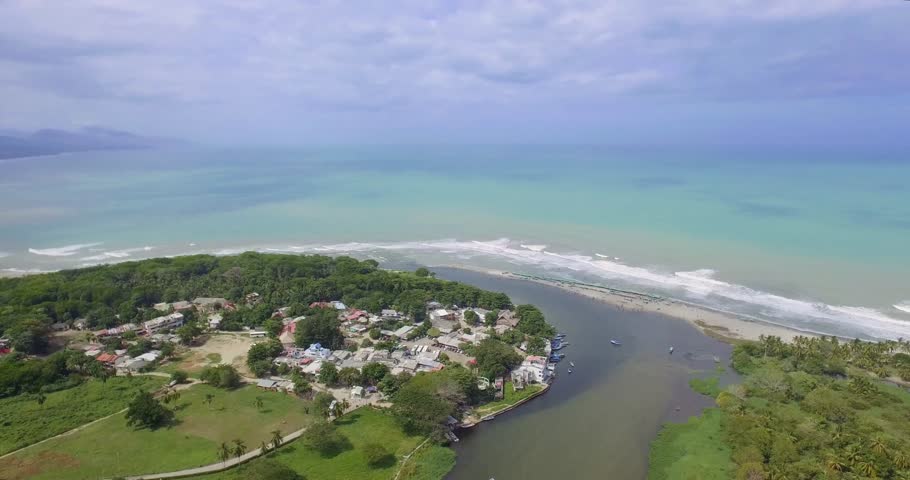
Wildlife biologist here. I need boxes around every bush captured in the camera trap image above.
[236,458,303,480]
[200,365,242,389]
[363,442,395,468]
[124,391,173,429]
[170,370,189,384]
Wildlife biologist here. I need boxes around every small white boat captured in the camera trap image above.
[669,346,674,354]
[568,369,573,374]
[569,361,575,367]
[713,355,720,363]
[610,339,621,346]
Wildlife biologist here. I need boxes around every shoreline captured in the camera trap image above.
[435,264,815,343]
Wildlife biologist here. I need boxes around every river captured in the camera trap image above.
[435,268,734,480]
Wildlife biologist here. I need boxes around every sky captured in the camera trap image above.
[0,0,908,146]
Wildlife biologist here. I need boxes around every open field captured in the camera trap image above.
[0,376,165,456]
[647,408,733,480]
[396,444,457,480]
[474,382,544,417]
[0,384,316,480]
[198,407,430,480]
[157,333,255,378]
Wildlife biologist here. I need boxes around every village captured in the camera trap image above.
[60,292,564,428]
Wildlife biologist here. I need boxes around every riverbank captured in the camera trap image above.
[437,264,812,343]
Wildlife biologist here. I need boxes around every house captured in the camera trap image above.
[143,313,185,335]
[279,322,297,345]
[345,310,369,322]
[208,314,223,330]
[245,292,261,304]
[351,386,365,398]
[257,379,280,391]
[496,310,519,328]
[303,343,332,360]
[430,309,456,322]
[415,358,444,372]
[301,360,324,377]
[397,359,419,373]
[73,318,88,330]
[511,355,550,385]
[136,351,161,362]
[393,325,415,339]
[381,309,402,320]
[119,357,149,372]
[193,297,230,314]
[50,322,69,332]
[153,302,170,312]
[96,352,119,364]
[330,301,347,311]
[171,301,194,311]
[435,334,463,352]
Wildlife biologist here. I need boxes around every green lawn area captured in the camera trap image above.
[199,407,434,480]
[647,408,733,480]
[0,384,316,480]
[0,376,165,455]
[475,382,544,416]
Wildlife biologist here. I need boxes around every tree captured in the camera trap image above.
[9,319,50,354]
[270,429,283,450]
[463,310,479,325]
[160,342,176,358]
[200,364,241,389]
[34,392,47,406]
[301,421,350,457]
[318,362,339,386]
[218,442,232,463]
[361,362,390,385]
[247,339,283,377]
[255,396,264,410]
[176,323,202,345]
[204,393,215,409]
[473,338,523,379]
[125,391,173,429]
[363,442,394,468]
[484,310,498,327]
[295,308,344,349]
[391,372,462,437]
[314,392,335,418]
[170,370,189,384]
[415,267,431,277]
[232,439,247,458]
[338,367,362,387]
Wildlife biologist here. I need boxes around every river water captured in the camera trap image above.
[435,268,733,480]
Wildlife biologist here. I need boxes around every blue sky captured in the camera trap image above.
[0,0,908,146]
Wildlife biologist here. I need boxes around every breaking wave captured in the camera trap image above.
[895,302,910,314]
[80,246,154,263]
[28,242,102,256]
[265,238,910,340]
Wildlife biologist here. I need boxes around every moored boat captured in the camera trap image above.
[610,339,621,346]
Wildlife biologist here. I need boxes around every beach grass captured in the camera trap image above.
[0,384,316,480]
[647,408,733,480]
[0,376,165,455]
[475,382,544,417]
[197,407,430,480]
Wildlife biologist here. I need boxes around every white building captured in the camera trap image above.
[512,355,550,384]
[143,313,184,335]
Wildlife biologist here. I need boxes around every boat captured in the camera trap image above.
[610,339,621,346]
[547,364,556,372]
[556,333,567,338]
[568,368,573,374]
[669,346,674,354]
[569,361,575,367]
[552,344,565,351]
[713,355,720,363]
[549,355,563,363]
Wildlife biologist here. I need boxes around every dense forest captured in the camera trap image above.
[0,252,512,354]
[650,335,910,480]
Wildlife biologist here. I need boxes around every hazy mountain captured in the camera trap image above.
[0,127,187,159]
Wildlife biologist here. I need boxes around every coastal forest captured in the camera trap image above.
[650,335,910,480]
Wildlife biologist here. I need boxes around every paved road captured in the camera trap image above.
[124,427,309,480]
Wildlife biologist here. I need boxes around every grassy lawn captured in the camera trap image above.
[199,407,430,480]
[475,382,544,416]
[647,408,733,480]
[0,376,165,455]
[0,384,317,480]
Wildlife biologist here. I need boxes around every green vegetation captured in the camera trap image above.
[397,444,457,480]
[198,407,435,480]
[688,376,721,397]
[0,384,315,480]
[474,382,544,416]
[650,335,910,479]
[200,364,243,388]
[0,376,163,455]
[124,390,173,429]
[648,408,733,480]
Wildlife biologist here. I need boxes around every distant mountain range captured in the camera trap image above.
[0,127,187,159]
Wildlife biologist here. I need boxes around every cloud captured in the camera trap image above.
[0,0,906,143]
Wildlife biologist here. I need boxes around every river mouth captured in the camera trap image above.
[434,267,734,480]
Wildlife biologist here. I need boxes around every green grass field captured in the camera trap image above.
[475,382,544,416]
[0,384,316,480]
[199,407,438,480]
[647,408,733,480]
[397,444,457,480]
[0,376,165,455]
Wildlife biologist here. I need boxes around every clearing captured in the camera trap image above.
[158,333,255,378]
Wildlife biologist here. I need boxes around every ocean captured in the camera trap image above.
[1,145,908,340]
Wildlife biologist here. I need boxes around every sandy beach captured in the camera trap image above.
[438,265,813,343]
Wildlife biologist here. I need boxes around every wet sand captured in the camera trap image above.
[434,268,735,480]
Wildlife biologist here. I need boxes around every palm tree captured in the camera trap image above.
[270,429,283,449]
[218,442,231,464]
[856,460,877,478]
[254,396,264,410]
[331,401,345,418]
[870,435,888,457]
[205,393,215,409]
[232,439,246,458]
[35,392,47,406]
[825,454,847,473]
[259,440,269,453]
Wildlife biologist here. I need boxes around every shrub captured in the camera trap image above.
[363,442,395,468]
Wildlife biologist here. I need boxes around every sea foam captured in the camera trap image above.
[28,243,102,257]
[80,246,154,262]
[895,302,910,315]
[265,238,910,340]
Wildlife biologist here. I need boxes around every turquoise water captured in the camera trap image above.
[1,146,908,338]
